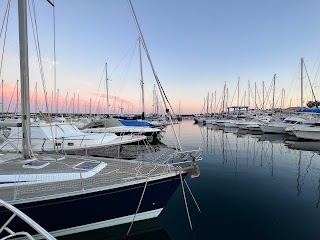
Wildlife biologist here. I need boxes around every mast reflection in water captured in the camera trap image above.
[63,120,320,239]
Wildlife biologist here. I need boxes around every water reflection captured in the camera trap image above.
[317,177,320,208]
[198,124,320,207]
[223,127,238,134]
[296,152,315,196]
[59,219,170,240]
[54,120,320,240]
[165,121,320,239]
[257,133,286,143]
[286,141,320,153]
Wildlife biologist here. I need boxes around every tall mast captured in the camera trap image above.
[51,91,53,115]
[210,92,213,114]
[65,92,68,115]
[281,88,285,110]
[77,92,79,115]
[35,82,37,114]
[254,82,257,110]
[16,80,19,115]
[105,62,109,115]
[153,84,156,114]
[18,0,32,158]
[222,82,226,114]
[301,58,303,110]
[128,0,168,112]
[248,80,250,109]
[262,81,265,110]
[1,80,3,116]
[57,88,59,115]
[206,92,209,115]
[128,0,183,151]
[73,92,75,116]
[139,38,145,120]
[214,91,216,114]
[226,88,229,115]
[237,77,240,108]
[272,74,276,114]
[283,89,285,110]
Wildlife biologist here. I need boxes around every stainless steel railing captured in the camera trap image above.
[0,199,56,240]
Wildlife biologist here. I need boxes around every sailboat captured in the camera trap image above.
[78,60,163,144]
[0,0,202,238]
[0,119,147,154]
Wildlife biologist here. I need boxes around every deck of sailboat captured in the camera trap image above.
[0,149,180,203]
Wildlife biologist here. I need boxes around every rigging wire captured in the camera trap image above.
[304,61,318,104]
[52,0,57,114]
[92,65,106,117]
[288,60,300,107]
[263,77,275,110]
[125,0,184,148]
[0,0,10,39]
[0,0,11,80]
[92,39,138,116]
[14,81,19,115]
[112,40,138,114]
[114,39,138,105]
[28,0,57,153]
[127,0,179,120]
[28,0,49,116]
[6,80,16,114]
[229,80,238,107]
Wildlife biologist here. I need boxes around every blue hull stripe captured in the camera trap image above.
[0,174,184,236]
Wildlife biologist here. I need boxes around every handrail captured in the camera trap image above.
[0,199,56,240]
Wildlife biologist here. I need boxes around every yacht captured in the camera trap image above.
[0,121,146,157]
[289,125,320,140]
[79,117,162,144]
[216,119,240,128]
[260,116,306,134]
[236,116,271,130]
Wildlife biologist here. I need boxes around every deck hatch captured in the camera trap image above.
[73,161,102,171]
[23,161,50,169]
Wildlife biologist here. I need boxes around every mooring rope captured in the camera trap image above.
[180,172,193,230]
[126,178,149,237]
[184,179,201,213]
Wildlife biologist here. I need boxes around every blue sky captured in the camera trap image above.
[1,0,320,114]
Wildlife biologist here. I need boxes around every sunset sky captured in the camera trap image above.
[1,0,320,115]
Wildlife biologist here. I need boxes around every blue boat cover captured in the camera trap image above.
[120,120,153,127]
[297,109,320,113]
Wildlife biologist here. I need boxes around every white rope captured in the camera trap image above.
[126,178,148,237]
[180,172,193,230]
[184,179,201,213]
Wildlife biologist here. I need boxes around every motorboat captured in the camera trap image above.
[0,121,146,157]
[260,116,306,134]
[79,117,162,144]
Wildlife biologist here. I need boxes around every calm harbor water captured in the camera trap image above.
[61,120,320,240]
